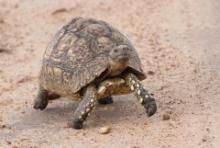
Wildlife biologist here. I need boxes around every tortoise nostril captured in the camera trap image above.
[123,47,128,51]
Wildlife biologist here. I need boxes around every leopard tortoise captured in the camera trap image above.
[34,17,157,129]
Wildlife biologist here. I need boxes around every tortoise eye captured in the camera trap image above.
[114,49,118,53]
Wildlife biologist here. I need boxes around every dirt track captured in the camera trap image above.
[0,0,220,147]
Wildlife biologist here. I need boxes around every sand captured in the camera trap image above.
[0,0,220,147]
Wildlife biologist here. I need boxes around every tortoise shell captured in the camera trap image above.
[40,17,146,96]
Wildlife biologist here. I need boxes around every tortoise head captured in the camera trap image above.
[109,44,131,61]
[108,45,131,76]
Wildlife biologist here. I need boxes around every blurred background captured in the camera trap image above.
[0,0,219,147]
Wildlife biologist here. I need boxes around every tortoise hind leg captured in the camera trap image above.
[33,86,49,110]
[98,96,113,105]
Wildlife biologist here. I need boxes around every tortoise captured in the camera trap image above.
[34,17,157,129]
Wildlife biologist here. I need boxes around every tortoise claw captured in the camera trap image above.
[145,100,157,117]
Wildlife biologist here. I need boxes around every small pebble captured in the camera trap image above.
[99,126,111,134]
[0,48,11,54]
[6,140,11,145]
[1,124,6,128]
[162,114,170,120]
[0,18,4,24]
[202,138,207,142]
[147,71,155,75]
[51,8,68,15]
[63,123,72,128]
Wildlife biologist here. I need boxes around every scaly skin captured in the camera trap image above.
[70,84,97,129]
[124,73,157,116]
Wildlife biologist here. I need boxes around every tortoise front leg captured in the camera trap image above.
[124,73,157,116]
[70,84,97,129]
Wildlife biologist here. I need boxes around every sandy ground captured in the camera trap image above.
[0,0,220,147]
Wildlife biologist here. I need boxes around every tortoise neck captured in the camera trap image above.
[107,57,129,77]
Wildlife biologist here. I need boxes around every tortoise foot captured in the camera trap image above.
[68,119,83,129]
[98,96,113,105]
[145,99,157,117]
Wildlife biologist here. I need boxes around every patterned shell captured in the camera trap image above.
[40,17,146,95]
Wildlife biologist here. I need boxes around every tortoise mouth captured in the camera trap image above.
[112,53,130,60]
[118,56,129,62]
